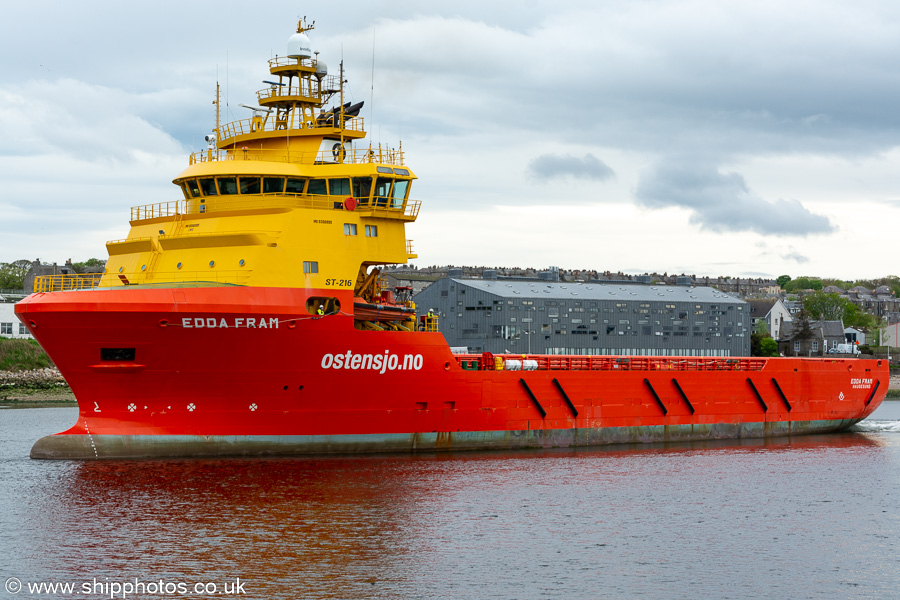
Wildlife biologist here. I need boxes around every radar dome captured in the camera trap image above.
[287,32,312,59]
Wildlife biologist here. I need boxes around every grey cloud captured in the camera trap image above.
[784,251,810,264]
[527,153,615,181]
[635,162,834,236]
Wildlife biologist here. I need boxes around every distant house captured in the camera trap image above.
[0,301,33,339]
[748,298,792,339]
[844,326,866,345]
[777,319,844,356]
[23,259,75,294]
[882,323,900,347]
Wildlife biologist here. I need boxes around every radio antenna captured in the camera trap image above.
[370,26,376,129]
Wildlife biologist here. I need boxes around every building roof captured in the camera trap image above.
[450,279,744,304]
[779,319,844,340]
[747,299,776,318]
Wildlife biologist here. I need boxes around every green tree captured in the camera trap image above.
[776,275,791,288]
[0,259,31,289]
[71,258,106,273]
[760,337,779,357]
[803,291,855,321]
[754,319,770,335]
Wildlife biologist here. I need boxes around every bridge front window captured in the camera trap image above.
[217,177,238,195]
[199,178,218,196]
[391,180,409,208]
[263,177,285,193]
[186,180,201,197]
[374,178,392,207]
[307,179,326,196]
[353,177,372,206]
[329,178,351,196]
[287,178,308,194]
[239,177,260,194]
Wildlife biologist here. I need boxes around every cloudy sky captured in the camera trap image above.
[2,0,900,280]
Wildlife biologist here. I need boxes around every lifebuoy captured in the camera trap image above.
[345,197,357,211]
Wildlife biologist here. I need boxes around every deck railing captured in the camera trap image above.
[129,195,421,222]
[188,145,404,166]
[33,274,103,292]
[455,354,769,372]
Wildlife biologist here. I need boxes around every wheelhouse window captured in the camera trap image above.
[180,183,191,199]
[285,178,306,194]
[198,178,218,196]
[263,177,285,193]
[329,178,351,196]
[365,225,378,237]
[303,261,319,274]
[186,179,201,197]
[373,178,392,207]
[353,177,372,205]
[391,180,409,208]
[307,179,327,196]
[217,177,238,195]
[239,177,261,194]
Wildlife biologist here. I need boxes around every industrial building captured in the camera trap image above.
[414,278,750,356]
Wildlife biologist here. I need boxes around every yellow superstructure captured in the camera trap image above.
[91,19,419,296]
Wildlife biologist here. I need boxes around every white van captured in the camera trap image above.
[829,343,860,355]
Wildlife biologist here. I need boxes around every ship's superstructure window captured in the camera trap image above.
[344,223,357,236]
[218,177,238,195]
[186,180,201,197]
[307,179,327,195]
[264,177,285,193]
[303,261,319,274]
[391,180,409,208]
[180,183,191,199]
[239,177,261,194]
[374,178,391,206]
[285,178,306,194]
[199,178,218,196]
[329,178,351,196]
[365,225,378,237]
[353,177,372,203]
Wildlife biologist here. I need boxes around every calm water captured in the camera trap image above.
[2,405,900,600]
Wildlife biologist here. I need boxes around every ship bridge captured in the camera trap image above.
[33,17,422,331]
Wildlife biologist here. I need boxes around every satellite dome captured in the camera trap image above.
[287,32,312,59]
[315,60,328,79]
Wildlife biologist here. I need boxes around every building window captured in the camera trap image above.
[0,323,11,335]
[365,225,378,237]
[303,261,319,274]
[793,341,800,352]
[812,340,819,352]
[344,223,357,236]
[19,323,27,335]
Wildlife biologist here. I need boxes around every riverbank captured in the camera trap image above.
[0,368,75,405]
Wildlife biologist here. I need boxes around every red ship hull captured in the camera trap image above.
[17,287,888,459]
